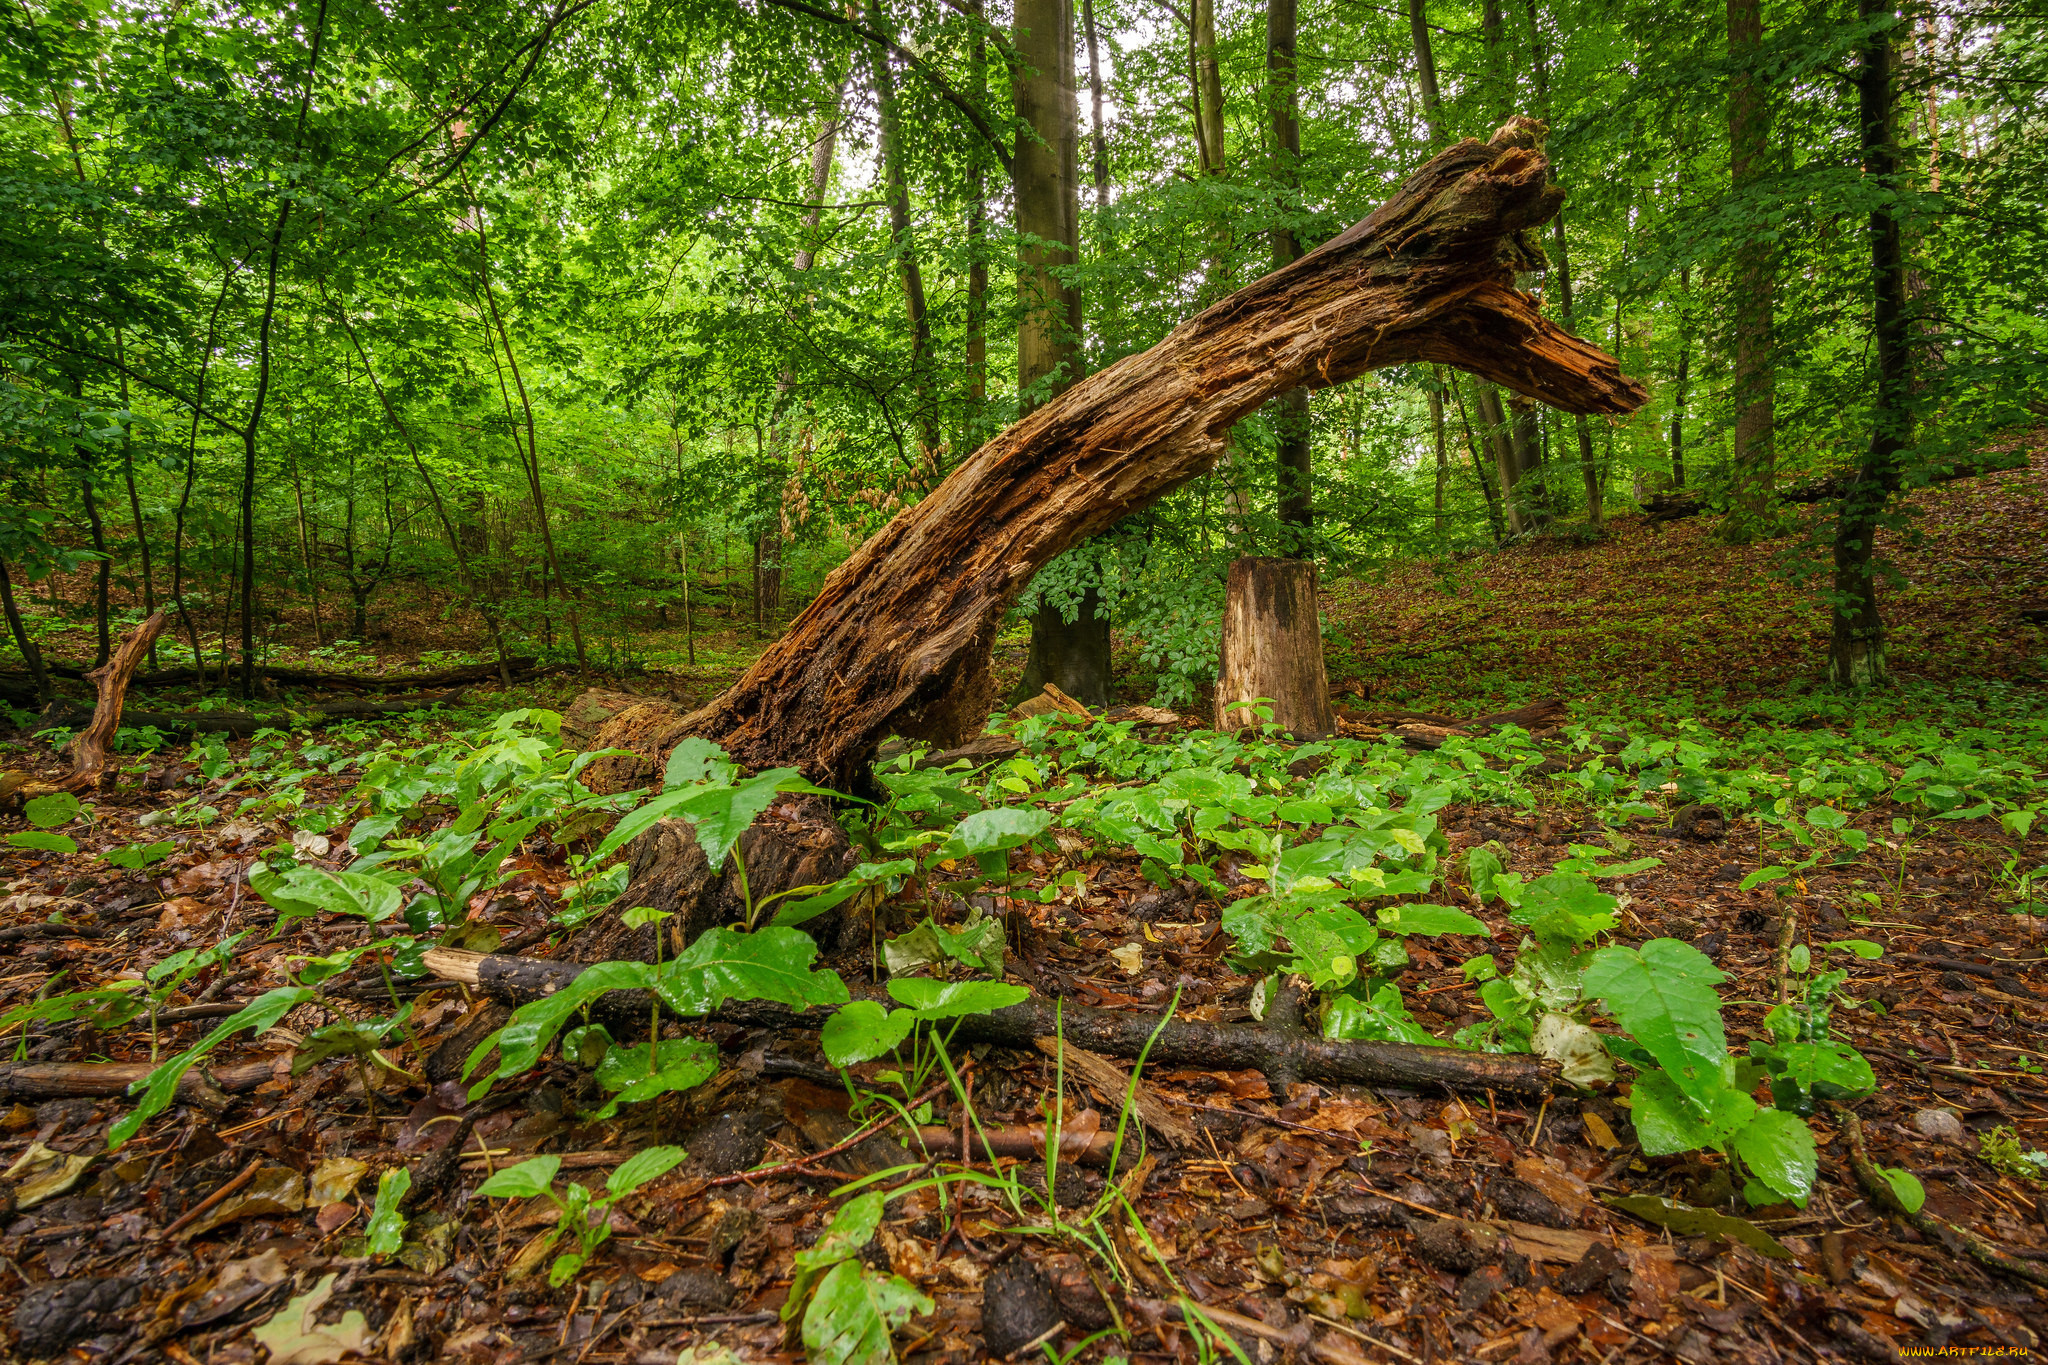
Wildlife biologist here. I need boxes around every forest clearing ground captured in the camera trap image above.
[0,457,2045,1364]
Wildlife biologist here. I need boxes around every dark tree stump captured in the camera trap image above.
[1214,557,1336,739]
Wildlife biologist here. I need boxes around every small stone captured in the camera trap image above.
[980,1257,1065,1357]
[1913,1108,1970,1146]
[1409,1218,1507,1274]
[682,1113,767,1176]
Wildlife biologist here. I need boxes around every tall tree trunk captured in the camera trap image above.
[1081,0,1110,208]
[1451,374,1507,545]
[864,1,938,463]
[1192,0,1227,178]
[1670,264,1691,489]
[1727,0,1775,526]
[671,122,1643,784]
[172,263,239,680]
[1473,383,1522,534]
[1267,0,1312,554]
[965,0,989,435]
[0,561,50,702]
[469,180,588,671]
[1011,0,1106,705]
[1830,0,1906,687]
[1430,374,1448,534]
[79,452,111,668]
[290,452,323,646]
[1407,0,1444,145]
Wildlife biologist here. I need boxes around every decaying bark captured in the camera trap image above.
[673,117,1644,788]
[422,947,1557,1097]
[66,610,167,787]
[1214,557,1336,738]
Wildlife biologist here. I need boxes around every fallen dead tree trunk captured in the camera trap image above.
[66,611,168,788]
[37,655,540,692]
[659,118,1643,791]
[0,1059,274,1109]
[37,690,469,739]
[422,947,1556,1098]
[1639,455,2027,523]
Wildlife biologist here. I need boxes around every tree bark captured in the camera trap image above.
[865,0,939,461]
[1831,0,1906,688]
[1727,0,1775,524]
[1407,0,1444,144]
[1214,557,1335,738]
[66,609,167,787]
[1014,586,1112,709]
[1267,0,1313,551]
[0,561,50,703]
[672,121,1641,786]
[1081,0,1110,208]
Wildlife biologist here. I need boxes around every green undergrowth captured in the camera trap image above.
[8,692,2042,1362]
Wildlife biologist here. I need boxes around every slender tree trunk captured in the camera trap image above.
[172,262,239,680]
[681,532,695,668]
[1430,375,1448,534]
[467,179,588,671]
[1727,0,1775,525]
[1193,0,1226,178]
[115,394,156,670]
[864,1,938,462]
[1407,0,1444,144]
[966,2,989,433]
[0,561,50,702]
[1473,383,1522,534]
[1670,263,1692,489]
[79,455,112,668]
[1830,0,1906,687]
[290,453,323,646]
[1451,375,1505,545]
[1081,0,1109,208]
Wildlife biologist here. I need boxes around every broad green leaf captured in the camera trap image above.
[934,807,1052,861]
[1805,805,1848,831]
[477,1155,562,1200]
[684,768,804,868]
[1734,1108,1817,1205]
[663,737,729,789]
[885,977,1029,1019]
[24,791,80,827]
[1827,939,1883,960]
[591,1038,718,1114]
[1464,845,1505,903]
[1755,1039,1876,1099]
[1626,1070,1757,1157]
[252,866,405,923]
[7,831,76,853]
[366,1168,411,1257]
[882,912,1005,977]
[1532,1012,1616,1088]
[786,1191,888,1319]
[1511,873,1618,945]
[1583,939,1728,1107]
[1276,798,1334,825]
[657,927,850,1016]
[772,860,914,929]
[1376,904,1487,937]
[1322,983,1438,1047]
[100,840,175,869]
[109,986,317,1150]
[1606,1195,1791,1259]
[821,1000,917,1066]
[1880,1167,1926,1214]
[802,1260,933,1365]
[467,960,658,1095]
[1739,866,1790,891]
[607,1144,687,1197]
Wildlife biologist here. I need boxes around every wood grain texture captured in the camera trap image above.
[677,118,1646,784]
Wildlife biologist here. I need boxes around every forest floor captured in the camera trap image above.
[0,439,2045,1365]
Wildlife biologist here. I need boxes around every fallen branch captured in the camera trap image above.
[38,655,541,693]
[1836,1106,2048,1291]
[66,610,168,787]
[0,1059,274,1108]
[36,690,470,739]
[421,947,1556,1098]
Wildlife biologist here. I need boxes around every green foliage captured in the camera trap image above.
[783,1193,932,1365]
[475,1148,687,1287]
[366,1169,411,1258]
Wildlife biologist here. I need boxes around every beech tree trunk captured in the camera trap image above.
[677,119,1643,787]
[1727,0,1776,525]
[1214,558,1335,738]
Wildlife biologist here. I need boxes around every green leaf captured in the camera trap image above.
[786,1192,888,1319]
[467,961,659,1095]
[657,926,850,1016]
[882,912,1005,977]
[1880,1167,1926,1214]
[663,737,729,790]
[100,840,176,869]
[1753,1039,1877,1099]
[366,1168,411,1257]
[885,977,1029,1019]
[1582,939,1729,1108]
[1733,1108,1817,1205]
[801,1260,933,1365]
[251,866,405,923]
[1827,939,1884,960]
[1804,806,1848,831]
[6,830,77,853]
[607,1145,687,1197]
[934,806,1052,861]
[24,791,79,828]
[1464,845,1504,903]
[1606,1195,1791,1259]
[821,1000,917,1066]
[771,860,914,929]
[477,1155,562,1200]
[1322,983,1438,1047]
[685,768,805,868]
[1739,866,1790,891]
[1511,873,1618,945]
[108,986,317,1150]
[591,1038,718,1114]
[1375,903,1487,937]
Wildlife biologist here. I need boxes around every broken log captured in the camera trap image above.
[37,690,469,740]
[65,611,168,788]
[666,118,1643,789]
[0,1059,273,1108]
[421,947,1556,1098]
[1214,557,1336,738]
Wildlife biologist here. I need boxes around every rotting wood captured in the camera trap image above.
[1215,557,1337,738]
[36,690,470,740]
[421,946,1557,1097]
[658,118,1644,788]
[66,610,168,788]
[0,1059,274,1108]
[1032,1035,1199,1147]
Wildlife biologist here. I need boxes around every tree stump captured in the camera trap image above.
[1214,558,1336,739]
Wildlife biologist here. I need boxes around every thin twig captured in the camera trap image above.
[703,1078,950,1187]
[158,1155,266,1240]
